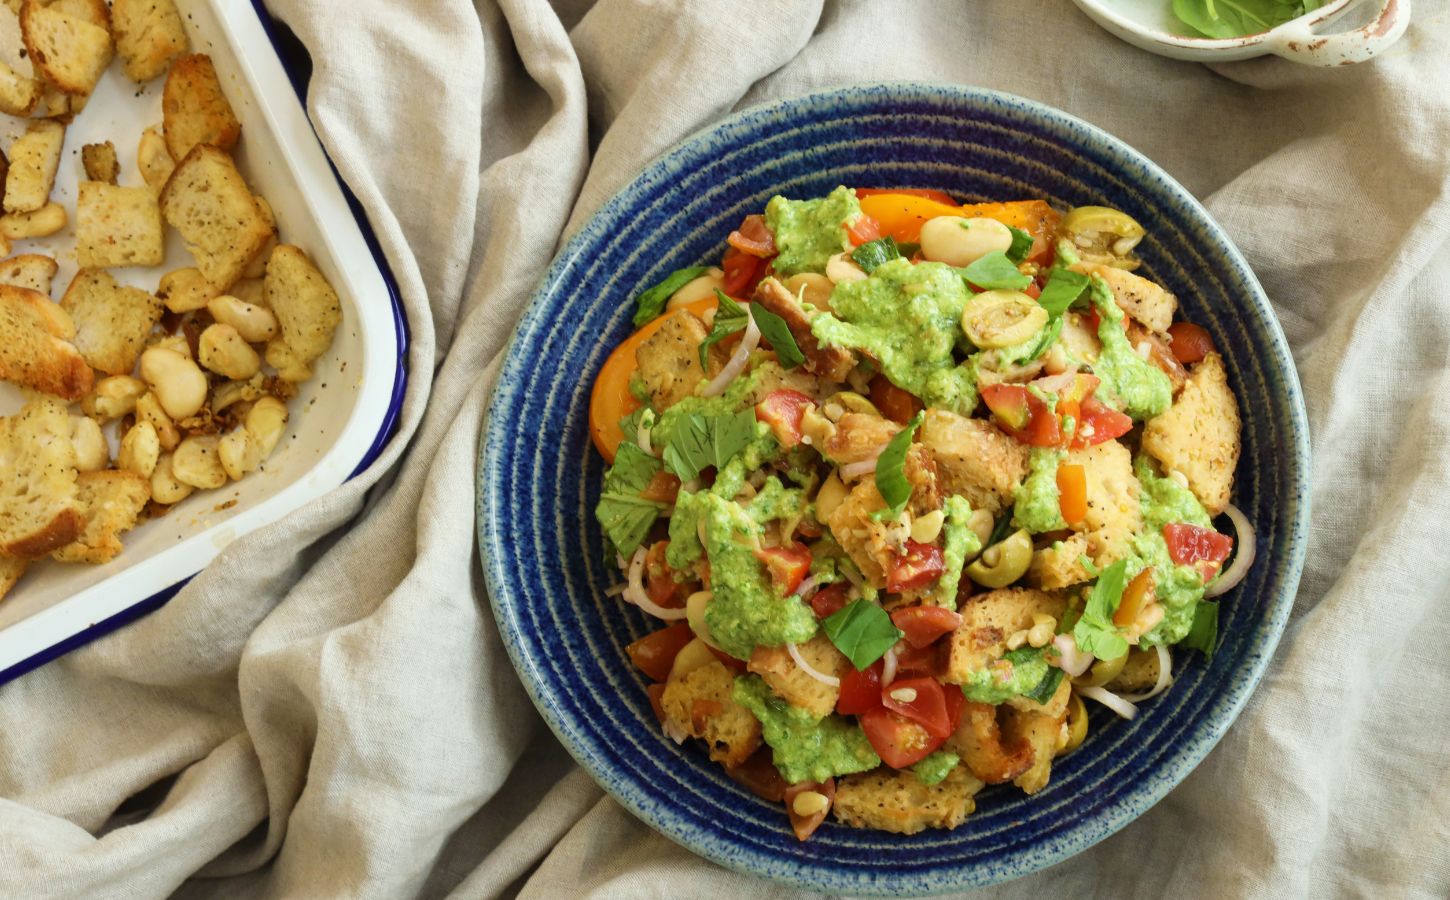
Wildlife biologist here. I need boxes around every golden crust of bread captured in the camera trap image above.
[0,556,26,601]
[1141,352,1241,515]
[0,61,42,117]
[1027,532,1092,591]
[822,412,899,465]
[52,470,151,564]
[81,141,119,184]
[77,181,166,268]
[944,587,1067,683]
[61,268,163,376]
[20,0,113,97]
[833,765,983,834]
[660,660,761,767]
[264,246,342,367]
[1067,439,1141,569]
[4,120,65,214]
[747,633,846,719]
[635,310,708,411]
[920,408,1029,516]
[0,398,83,559]
[825,477,893,589]
[0,254,58,296]
[159,144,274,289]
[1092,264,1176,334]
[112,0,188,83]
[162,54,240,162]
[0,284,92,398]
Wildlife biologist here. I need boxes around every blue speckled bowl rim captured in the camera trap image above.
[478,82,1310,895]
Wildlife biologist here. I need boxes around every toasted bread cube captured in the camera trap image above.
[635,310,708,411]
[160,145,274,288]
[113,0,188,83]
[944,588,1067,683]
[82,141,118,184]
[1092,264,1176,334]
[0,556,25,601]
[0,284,91,398]
[1066,439,1141,569]
[825,477,893,588]
[264,246,341,366]
[5,121,65,214]
[920,409,1029,515]
[822,412,900,465]
[0,61,42,117]
[52,470,151,564]
[77,181,166,268]
[20,0,113,97]
[833,766,983,834]
[162,54,240,162]
[0,254,59,295]
[62,269,164,376]
[1142,352,1240,515]
[156,266,220,314]
[1027,532,1092,591]
[660,660,761,767]
[747,634,847,719]
[948,700,1034,784]
[1004,705,1067,795]
[52,0,111,28]
[0,397,83,559]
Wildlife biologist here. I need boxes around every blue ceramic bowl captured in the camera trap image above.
[479,83,1309,894]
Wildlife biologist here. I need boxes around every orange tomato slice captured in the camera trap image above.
[857,193,1061,264]
[1056,463,1088,526]
[1113,569,1156,628]
[857,193,963,243]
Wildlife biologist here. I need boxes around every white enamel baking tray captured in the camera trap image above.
[0,0,407,682]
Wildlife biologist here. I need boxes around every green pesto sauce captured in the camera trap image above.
[700,493,817,659]
[961,649,1052,704]
[911,750,960,786]
[650,367,760,448]
[811,259,978,413]
[664,426,780,570]
[1014,448,1067,533]
[934,496,980,609]
[1133,457,1213,646]
[765,186,861,278]
[1089,277,1172,420]
[733,675,881,783]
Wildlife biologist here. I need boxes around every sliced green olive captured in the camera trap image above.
[1062,692,1089,754]
[1061,206,1146,271]
[966,528,1033,588]
[823,390,881,419]
[961,291,1048,349]
[1072,649,1128,688]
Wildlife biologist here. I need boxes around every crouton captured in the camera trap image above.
[0,61,42,117]
[0,557,25,601]
[1067,439,1141,568]
[61,269,163,376]
[112,0,188,83]
[751,276,854,381]
[0,253,57,295]
[948,700,1035,784]
[659,660,761,767]
[919,408,1029,515]
[0,397,83,559]
[76,182,166,268]
[242,194,277,279]
[1027,532,1092,591]
[1004,704,1067,794]
[944,587,1067,683]
[741,358,819,407]
[156,267,219,314]
[822,412,898,465]
[1092,264,1176,334]
[53,0,112,28]
[0,202,66,241]
[4,120,65,214]
[1109,647,1164,694]
[747,634,846,719]
[229,276,265,308]
[264,246,342,366]
[832,766,983,834]
[635,310,709,411]
[1059,310,1101,364]
[0,284,91,398]
[825,477,894,588]
[52,470,151,564]
[137,125,173,192]
[159,144,274,288]
[903,445,941,518]
[20,0,113,97]
[1141,352,1241,515]
[162,54,240,162]
[81,141,118,184]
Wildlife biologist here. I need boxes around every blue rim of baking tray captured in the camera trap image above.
[0,2,410,686]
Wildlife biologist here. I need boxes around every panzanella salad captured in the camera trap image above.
[589,187,1249,839]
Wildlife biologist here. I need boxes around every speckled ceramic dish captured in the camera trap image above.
[478,83,1309,894]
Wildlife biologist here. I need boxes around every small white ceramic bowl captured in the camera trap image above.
[1073,0,1409,65]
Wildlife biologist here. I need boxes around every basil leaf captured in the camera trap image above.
[662,407,757,482]
[698,289,748,368]
[850,237,901,274]
[750,301,806,369]
[959,251,1032,291]
[874,411,923,517]
[1072,559,1130,661]
[986,511,1014,550]
[896,242,921,258]
[633,266,710,327]
[1008,647,1066,704]
[595,442,666,557]
[1036,267,1090,316]
[1005,225,1034,264]
[1181,600,1220,661]
[823,598,904,670]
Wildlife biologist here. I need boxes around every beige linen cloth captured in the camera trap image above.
[2,1,1448,897]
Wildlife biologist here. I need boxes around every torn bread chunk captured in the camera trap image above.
[0,284,91,398]
[61,268,164,376]
[920,408,1029,516]
[112,0,188,83]
[0,556,26,602]
[0,61,42,117]
[81,141,118,184]
[264,245,341,366]
[77,181,165,268]
[162,54,240,162]
[0,254,58,295]
[0,397,83,559]
[1091,264,1176,334]
[659,660,761,767]
[1141,352,1241,515]
[944,588,1068,684]
[747,634,846,719]
[833,766,983,834]
[4,120,65,214]
[159,145,274,289]
[52,470,151,564]
[20,0,113,97]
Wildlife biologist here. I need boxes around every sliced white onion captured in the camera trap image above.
[1078,685,1139,720]
[1204,502,1256,598]
[1121,644,1175,703]
[622,547,688,621]
[1053,634,1094,678]
[787,642,841,688]
[794,575,820,599]
[881,645,899,687]
[839,453,882,480]
[636,423,653,456]
[662,717,689,745]
[701,303,759,397]
[615,552,628,571]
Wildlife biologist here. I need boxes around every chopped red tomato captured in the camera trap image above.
[1167,321,1216,365]
[859,706,946,768]
[721,246,767,297]
[646,682,668,724]
[892,642,945,679]
[981,384,1061,447]
[890,606,963,649]
[1024,281,1042,300]
[847,214,882,246]
[784,778,836,841]
[837,660,884,715]
[869,374,922,425]
[855,187,959,206]
[1126,320,1187,386]
[1164,523,1234,580]
[725,748,787,802]
[1057,464,1088,526]
[626,622,695,683]
[727,214,776,258]
[755,389,814,448]
[644,541,686,609]
[1071,394,1133,449]
[1113,569,1156,628]
[887,541,945,593]
[691,698,723,732]
[942,681,966,733]
[754,542,813,595]
[881,676,952,739]
[810,582,851,619]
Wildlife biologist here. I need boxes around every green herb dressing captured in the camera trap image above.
[933,496,980,608]
[664,425,779,570]
[1133,458,1213,646]
[961,647,1055,704]
[1014,448,1067,533]
[911,750,961,786]
[733,675,881,783]
[765,186,862,278]
[1088,276,1172,420]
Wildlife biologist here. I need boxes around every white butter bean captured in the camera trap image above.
[207,295,279,343]
[919,216,1013,267]
[198,323,262,380]
[140,347,209,420]
[172,435,227,490]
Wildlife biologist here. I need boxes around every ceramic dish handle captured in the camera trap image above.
[1267,0,1410,66]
